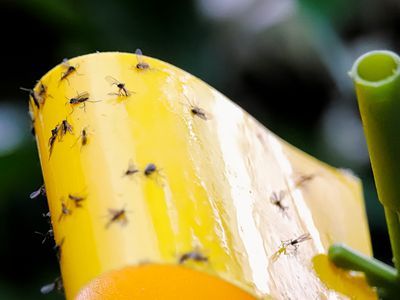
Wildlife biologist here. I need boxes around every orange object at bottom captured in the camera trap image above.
[76,264,258,300]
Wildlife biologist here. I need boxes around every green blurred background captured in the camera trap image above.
[1,0,399,298]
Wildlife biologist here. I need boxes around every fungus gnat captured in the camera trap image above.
[68,194,85,208]
[35,211,53,244]
[135,48,150,70]
[58,201,71,222]
[183,95,211,120]
[48,124,60,157]
[105,206,129,229]
[42,211,51,219]
[35,228,53,244]
[282,233,311,250]
[179,250,208,264]
[270,190,288,212]
[30,184,46,199]
[37,82,48,98]
[30,122,35,136]
[68,91,89,105]
[60,58,79,83]
[40,276,63,295]
[60,119,73,137]
[105,76,133,97]
[124,161,139,177]
[271,233,311,261]
[67,91,99,112]
[72,127,89,148]
[144,163,157,176]
[54,237,65,261]
[81,128,88,146]
[295,174,315,188]
[20,87,40,109]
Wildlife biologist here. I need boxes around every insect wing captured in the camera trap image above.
[30,188,41,199]
[40,282,55,294]
[295,233,311,244]
[105,75,120,86]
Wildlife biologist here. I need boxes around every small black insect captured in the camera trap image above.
[60,58,78,82]
[68,194,85,208]
[282,233,311,250]
[42,211,51,219]
[68,91,89,105]
[105,76,133,97]
[35,228,54,244]
[183,96,211,120]
[31,123,36,136]
[20,87,40,109]
[58,201,71,222]
[49,124,60,156]
[81,128,88,146]
[295,174,315,188]
[144,163,157,176]
[35,211,53,244]
[270,190,288,212]
[179,250,208,264]
[135,48,150,70]
[271,233,312,261]
[71,127,89,149]
[54,237,65,261]
[124,161,139,176]
[40,276,63,295]
[191,107,209,120]
[59,119,73,139]
[105,206,129,229]
[67,91,99,112]
[37,82,47,97]
[30,184,46,199]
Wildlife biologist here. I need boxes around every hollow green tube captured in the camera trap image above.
[350,50,400,212]
[351,50,400,272]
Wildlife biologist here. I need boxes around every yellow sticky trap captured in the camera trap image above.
[29,52,376,299]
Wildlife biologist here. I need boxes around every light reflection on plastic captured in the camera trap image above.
[213,90,270,295]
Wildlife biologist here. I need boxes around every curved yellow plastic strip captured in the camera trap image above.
[29,52,376,299]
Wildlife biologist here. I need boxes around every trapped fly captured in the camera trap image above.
[81,128,88,146]
[144,163,157,176]
[135,48,150,70]
[48,124,60,157]
[124,161,139,177]
[105,206,129,229]
[59,119,73,140]
[270,190,288,212]
[58,200,71,222]
[271,233,311,261]
[295,174,315,188]
[30,184,46,199]
[71,127,89,148]
[68,91,89,105]
[67,91,99,112]
[105,76,133,97]
[54,237,65,261]
[20,87,40,109]
[35,228,53,244]
[183,95,211,120]
[68,194,85,207]
[282,233,311,250]
[179,250,208,264]
[40,276,63,295]
[60,58,79,83]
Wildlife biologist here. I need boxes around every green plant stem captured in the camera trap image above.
[385,208,400,271]
[329,244,398,290]
[351,50,400,273]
